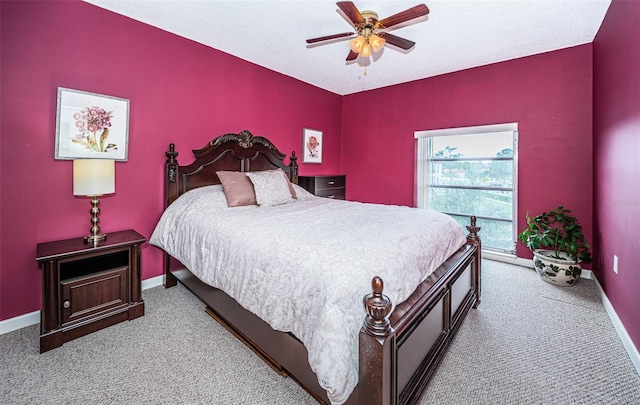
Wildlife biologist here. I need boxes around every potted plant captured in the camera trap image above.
[518,205,592,286]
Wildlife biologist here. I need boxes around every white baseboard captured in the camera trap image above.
[0,310,40,335]
[592,275,640,376]
[0,275,165,335]
[482,251,593,279]
[141,274,164,290]
[482,251,532,268]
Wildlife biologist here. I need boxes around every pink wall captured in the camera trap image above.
[0,1,342,321]
[342,45,594,261]
[593,0,640,350]
[3,0,636,355]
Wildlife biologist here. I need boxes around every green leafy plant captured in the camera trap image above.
[518,205,592,263]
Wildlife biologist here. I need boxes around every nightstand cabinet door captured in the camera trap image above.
[298,175,346,200]
[61,266,128,325]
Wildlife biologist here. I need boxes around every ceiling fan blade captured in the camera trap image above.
[337,1,365,26]
[379,33,416,50]
[306,32,355,44]
[377,4,429,29]
[346,50,358,61]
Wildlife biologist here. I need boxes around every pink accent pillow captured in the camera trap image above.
[216,169,296,207]
[216,171,257,207]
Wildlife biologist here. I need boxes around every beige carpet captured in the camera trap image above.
[1,259,639,404]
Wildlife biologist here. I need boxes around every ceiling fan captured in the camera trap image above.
[306,1,430,61]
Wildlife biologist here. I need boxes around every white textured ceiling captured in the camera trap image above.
[84,0,611,95]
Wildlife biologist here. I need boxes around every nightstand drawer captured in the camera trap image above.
[314,175,345,189]
[315,188,346,200]
[298,175,346,200]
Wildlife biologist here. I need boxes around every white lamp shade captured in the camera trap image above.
[73,159,115,196]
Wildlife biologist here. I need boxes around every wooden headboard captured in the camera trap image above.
[164,130,298,207]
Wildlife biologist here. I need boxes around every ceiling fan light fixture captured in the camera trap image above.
[369,34,385,52]
[349,35,365,53]
[360,42,372,57]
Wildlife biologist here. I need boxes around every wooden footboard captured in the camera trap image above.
[355,218,481,404]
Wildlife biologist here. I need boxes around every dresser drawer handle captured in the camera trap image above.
[327,181,335,185]
[63,300,71,309]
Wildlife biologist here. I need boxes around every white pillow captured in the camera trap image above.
[245,170,294,207]
[174,184,230,209]
[291,183,315,200]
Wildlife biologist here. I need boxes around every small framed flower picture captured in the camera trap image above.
[302,128,322,164]
[55,87,130,161]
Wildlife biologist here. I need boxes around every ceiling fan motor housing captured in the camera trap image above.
[358,10,379,35]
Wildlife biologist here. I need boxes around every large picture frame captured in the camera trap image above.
[302,128,322,164]
[55,87,130,161]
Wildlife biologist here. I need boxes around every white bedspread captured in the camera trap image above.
[150,185,467,404]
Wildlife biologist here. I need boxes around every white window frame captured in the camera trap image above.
[415,123,519,254]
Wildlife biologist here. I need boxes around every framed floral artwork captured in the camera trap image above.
[302,128,322,164]
[55,87,130,161]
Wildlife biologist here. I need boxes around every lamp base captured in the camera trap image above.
[84,233,107,244]
[83,195,107,244]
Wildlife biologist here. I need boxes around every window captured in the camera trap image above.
[416,124,518,253]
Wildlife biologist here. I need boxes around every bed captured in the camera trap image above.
[151,130,481,405]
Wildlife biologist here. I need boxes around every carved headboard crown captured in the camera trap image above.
[164,130,298,207]
[201,129,286,159]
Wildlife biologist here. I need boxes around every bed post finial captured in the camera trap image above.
[166,143,178,163]
[466,216,482,308]
[166,144,179,183]
[363,276,393,337]
[357,276,397,404]
[466,215,481,242]
[289,151,298,184]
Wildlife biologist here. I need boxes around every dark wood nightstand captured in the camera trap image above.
[36,229,146,353]
[298,175,346,200]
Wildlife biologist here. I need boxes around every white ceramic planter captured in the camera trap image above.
[532,249,582,286]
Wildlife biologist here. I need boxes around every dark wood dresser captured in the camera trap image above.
[36,229,146,353]
[298,175,346,200]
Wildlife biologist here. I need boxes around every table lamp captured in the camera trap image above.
[73,159,115,243]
